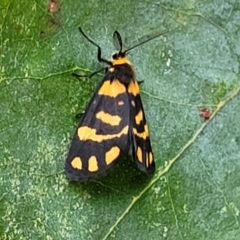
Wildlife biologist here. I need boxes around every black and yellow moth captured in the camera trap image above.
[65,27,167,181]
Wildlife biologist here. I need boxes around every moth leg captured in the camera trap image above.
[75,110,85,119]
[137,80,144,85]
[72,67,107,79]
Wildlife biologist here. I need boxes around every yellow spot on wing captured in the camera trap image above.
[88,156,98,172]
[133,124,149,140]
[98,80,126,97]
[112,57,131,66]
[78,125,129,142]
[146,153,149,167]
[149,152,153,164]
[105,146,120,165]
[71,157,82,170]
[137,147,143,163]
[96,111,121,126]
[128,80,140,96]
[135,110,143,125]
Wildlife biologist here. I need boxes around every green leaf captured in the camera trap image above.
[1,1,240,239]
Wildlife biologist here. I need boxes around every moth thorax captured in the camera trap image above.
[116,64,135,84]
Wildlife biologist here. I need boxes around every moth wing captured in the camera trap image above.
[128,80,155,175]
[65,78,130,181]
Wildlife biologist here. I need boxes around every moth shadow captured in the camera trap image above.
[67,157,154,197]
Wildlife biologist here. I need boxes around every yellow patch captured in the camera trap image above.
[96,111,121,126]
[137,147,143,163]
[118,100,124,106]
[105,146,120,165]
[146,153,149,167]
[78,125,129,142]
[98,80,126,97]
[128,80,140,96]
[149,152,153,164]
[109,67,114,72]
[112,57,131,66]
[88,156,98,172]
[71,157,82,170]
[133,124,149,140]
[135,110,143,125]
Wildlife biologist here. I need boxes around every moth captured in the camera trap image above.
[65,27,167,181]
